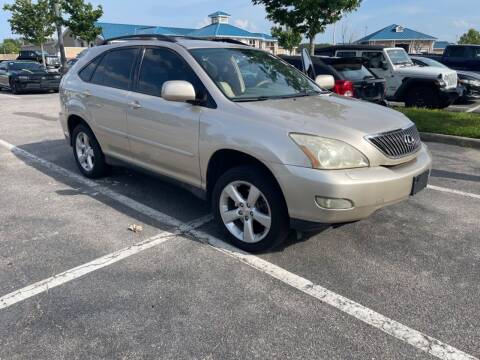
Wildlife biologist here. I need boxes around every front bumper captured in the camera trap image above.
[439,86,462,104]
[271,145,432,225]
[16,79,61,91]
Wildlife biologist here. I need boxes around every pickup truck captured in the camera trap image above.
[422,45,480,73]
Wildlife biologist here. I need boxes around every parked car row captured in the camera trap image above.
[280,54,388,106]
[314,45,461,109]
[411,56,480,102]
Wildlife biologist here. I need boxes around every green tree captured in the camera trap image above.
[3,0,56,66]
[61,0,103,46]
[253,0,363,54]
[0,38,23,54]
[459,29,480,45]
[271,26,302,54]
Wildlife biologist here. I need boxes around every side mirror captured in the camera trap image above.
[315,75,335,90]
[161,80,196,102]
[381,61,389,70]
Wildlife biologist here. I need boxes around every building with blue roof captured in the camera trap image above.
[62,11,282,56]
[355,24,437,54]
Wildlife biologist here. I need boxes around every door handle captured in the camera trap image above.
[129,101,142,109]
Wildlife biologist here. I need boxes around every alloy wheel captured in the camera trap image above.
[219,181,272,244]
[75,131,95,172]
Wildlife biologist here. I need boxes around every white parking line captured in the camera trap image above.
[0,215,211,310]
[466,104,480,113]
[0,138,477,360]
[428,185,480,200]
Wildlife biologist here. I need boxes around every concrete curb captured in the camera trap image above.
[420,132,480,149]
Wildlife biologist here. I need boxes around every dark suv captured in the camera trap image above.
[281,55,387,105]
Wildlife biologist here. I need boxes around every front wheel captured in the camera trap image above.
[212,166,289,252]
[9,80,20,95]
[405,85,441,109]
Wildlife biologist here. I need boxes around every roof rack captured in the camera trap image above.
[100,34,177,45]
[100,34,252,48]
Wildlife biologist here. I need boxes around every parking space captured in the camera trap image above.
[1,93,479,359]
[448,98,480,114]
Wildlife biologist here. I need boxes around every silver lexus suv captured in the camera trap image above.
[59,35,432,252]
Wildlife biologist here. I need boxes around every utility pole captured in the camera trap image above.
[333,22,336,45]
[54,1,67,68]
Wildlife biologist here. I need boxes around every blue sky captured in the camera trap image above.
[1,0,479,43]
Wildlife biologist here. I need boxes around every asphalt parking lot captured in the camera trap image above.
[449,98,480,114]
[0,90,479,360]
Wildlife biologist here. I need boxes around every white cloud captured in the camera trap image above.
[234,19,258,32]
[452,19,470,28]
[197,17,210,28]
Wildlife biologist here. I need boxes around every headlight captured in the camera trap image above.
[18,76,29,81]
[460,79,480,86]
[290,134,369,170]
[54,75,61,79]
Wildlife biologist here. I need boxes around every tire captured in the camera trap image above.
[212,165,289,252]
[9,79,20,95]
[72,123,109,178]
[404,85,441,109]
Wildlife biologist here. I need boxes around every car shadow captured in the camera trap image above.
[14,112,58,122]
[11,139,325,253]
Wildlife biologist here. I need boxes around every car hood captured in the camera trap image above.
[395,65,455,78]
[236,94,412,138]
[457,71,480,80]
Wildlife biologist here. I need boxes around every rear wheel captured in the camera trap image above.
[212,166,289,252]
[405,85,441,109]
[72,124,109,178]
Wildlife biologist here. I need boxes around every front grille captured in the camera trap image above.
[366,125,421,158]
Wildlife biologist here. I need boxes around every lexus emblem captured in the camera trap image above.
[404,134,415,146]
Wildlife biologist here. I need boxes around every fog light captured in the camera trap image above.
[315,197,354,210]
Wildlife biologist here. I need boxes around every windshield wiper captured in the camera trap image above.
[232,96,271,102]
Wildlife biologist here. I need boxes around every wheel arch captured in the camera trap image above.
[206,149,287,208]
[67,114,91,147]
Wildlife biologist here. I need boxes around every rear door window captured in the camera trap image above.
[91,48,139,90]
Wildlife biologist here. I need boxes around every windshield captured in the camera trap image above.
[190,48,321,101]
[331,62,375,81]
[8,62,43,71]
[387,49,413,66]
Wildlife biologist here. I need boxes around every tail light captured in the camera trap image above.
[334,80,355,97]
